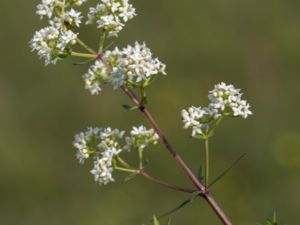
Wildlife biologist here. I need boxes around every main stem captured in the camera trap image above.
[121,86,233,225]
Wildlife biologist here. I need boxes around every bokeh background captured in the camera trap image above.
[1,0,300,224]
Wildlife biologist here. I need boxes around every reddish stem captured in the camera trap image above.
[121,86,233,225]
[140,170,196,194]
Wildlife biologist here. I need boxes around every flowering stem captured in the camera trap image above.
[121,85,233,225]
[116,151,192,193]
[208,116,223,136]
[76,38,96,54]
[61,0,66,14]
[98,31,107,53]
[71,52,97,58]
[116,156,132,169]
[138,147,143,169]
[204,138,209,187]
[140,170,196,194]
[115,167,138,173]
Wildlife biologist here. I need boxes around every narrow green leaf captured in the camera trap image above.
[167,217,172,225]
[209,153,246,188]
[73,58,95,65]
[197,164,203,182]
[158,191,202,219]
[153,216,160,225]
[123,173,138,183]
[103,41,115,51]
[273,211,277,224]
[122,104,139,111]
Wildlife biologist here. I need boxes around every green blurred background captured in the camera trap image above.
[0,0,300,224]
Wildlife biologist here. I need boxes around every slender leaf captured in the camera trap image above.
[197,164,203,182]
[209,153,246,188]
[73,58,95,65]
[123,172,138,183]
[167,217,172,225]
[158,191,202,219]
[273,211,277,224]
[122,104,139,111]
[153,216,160,225]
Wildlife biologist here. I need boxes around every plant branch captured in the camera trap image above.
[71,52,96,58]
[116,155,194,194]
[76,38,96,54]
[121,85,233,225]
[140,170,195,194]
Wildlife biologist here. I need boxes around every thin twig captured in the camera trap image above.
[140,170,196,194]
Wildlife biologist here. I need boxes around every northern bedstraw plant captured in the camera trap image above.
[30,1,273,225]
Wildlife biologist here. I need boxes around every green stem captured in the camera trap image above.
[71,52,96,59]
[61,0,66,14]
[98,31,107,53]
[204,138,209,187]
[115,167,138,173]
[140,86,147,106]
[116,156,131,169]
[76,38,96,54]
[138,147,143,169]
[208,116,223,136]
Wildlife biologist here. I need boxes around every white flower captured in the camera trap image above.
[82,43,166,95]
[121,42,166,83]
[73,127,101,164]
[71,0,88,6]
[108,67,126,89]
[98,127,125,152]
[82,60,108,95]
[73,126,125,186]
[36,0,57,19]
[86,0,136,36]
[90,155,114,185]
[30,26,60,65]
[57,30,78,49]
[182,83,252,137]
[73,127,125,164]
[181,106,219,136]
[208,82,252,118]
[62,9,83,27]
[119,3,136,22]
[125,126,159,150]
[30,26,77,65]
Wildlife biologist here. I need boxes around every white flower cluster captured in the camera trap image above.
[36,0,87,20]
[125,126,159,151]
[83,42,166,95]
[82,59,109,95]
[73,127,124,164]
[73,125,159,185]
[87,0,136,37]
[122,42,167,83]
[182,82,252,137]
[90,155,114,185]
[208,82,252,119]
[73,127,101,164]
[30,26,77,65]
[31,0,84,65]
[60,9,83,27]
[73,127,124,185]
[182,106,219,137]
